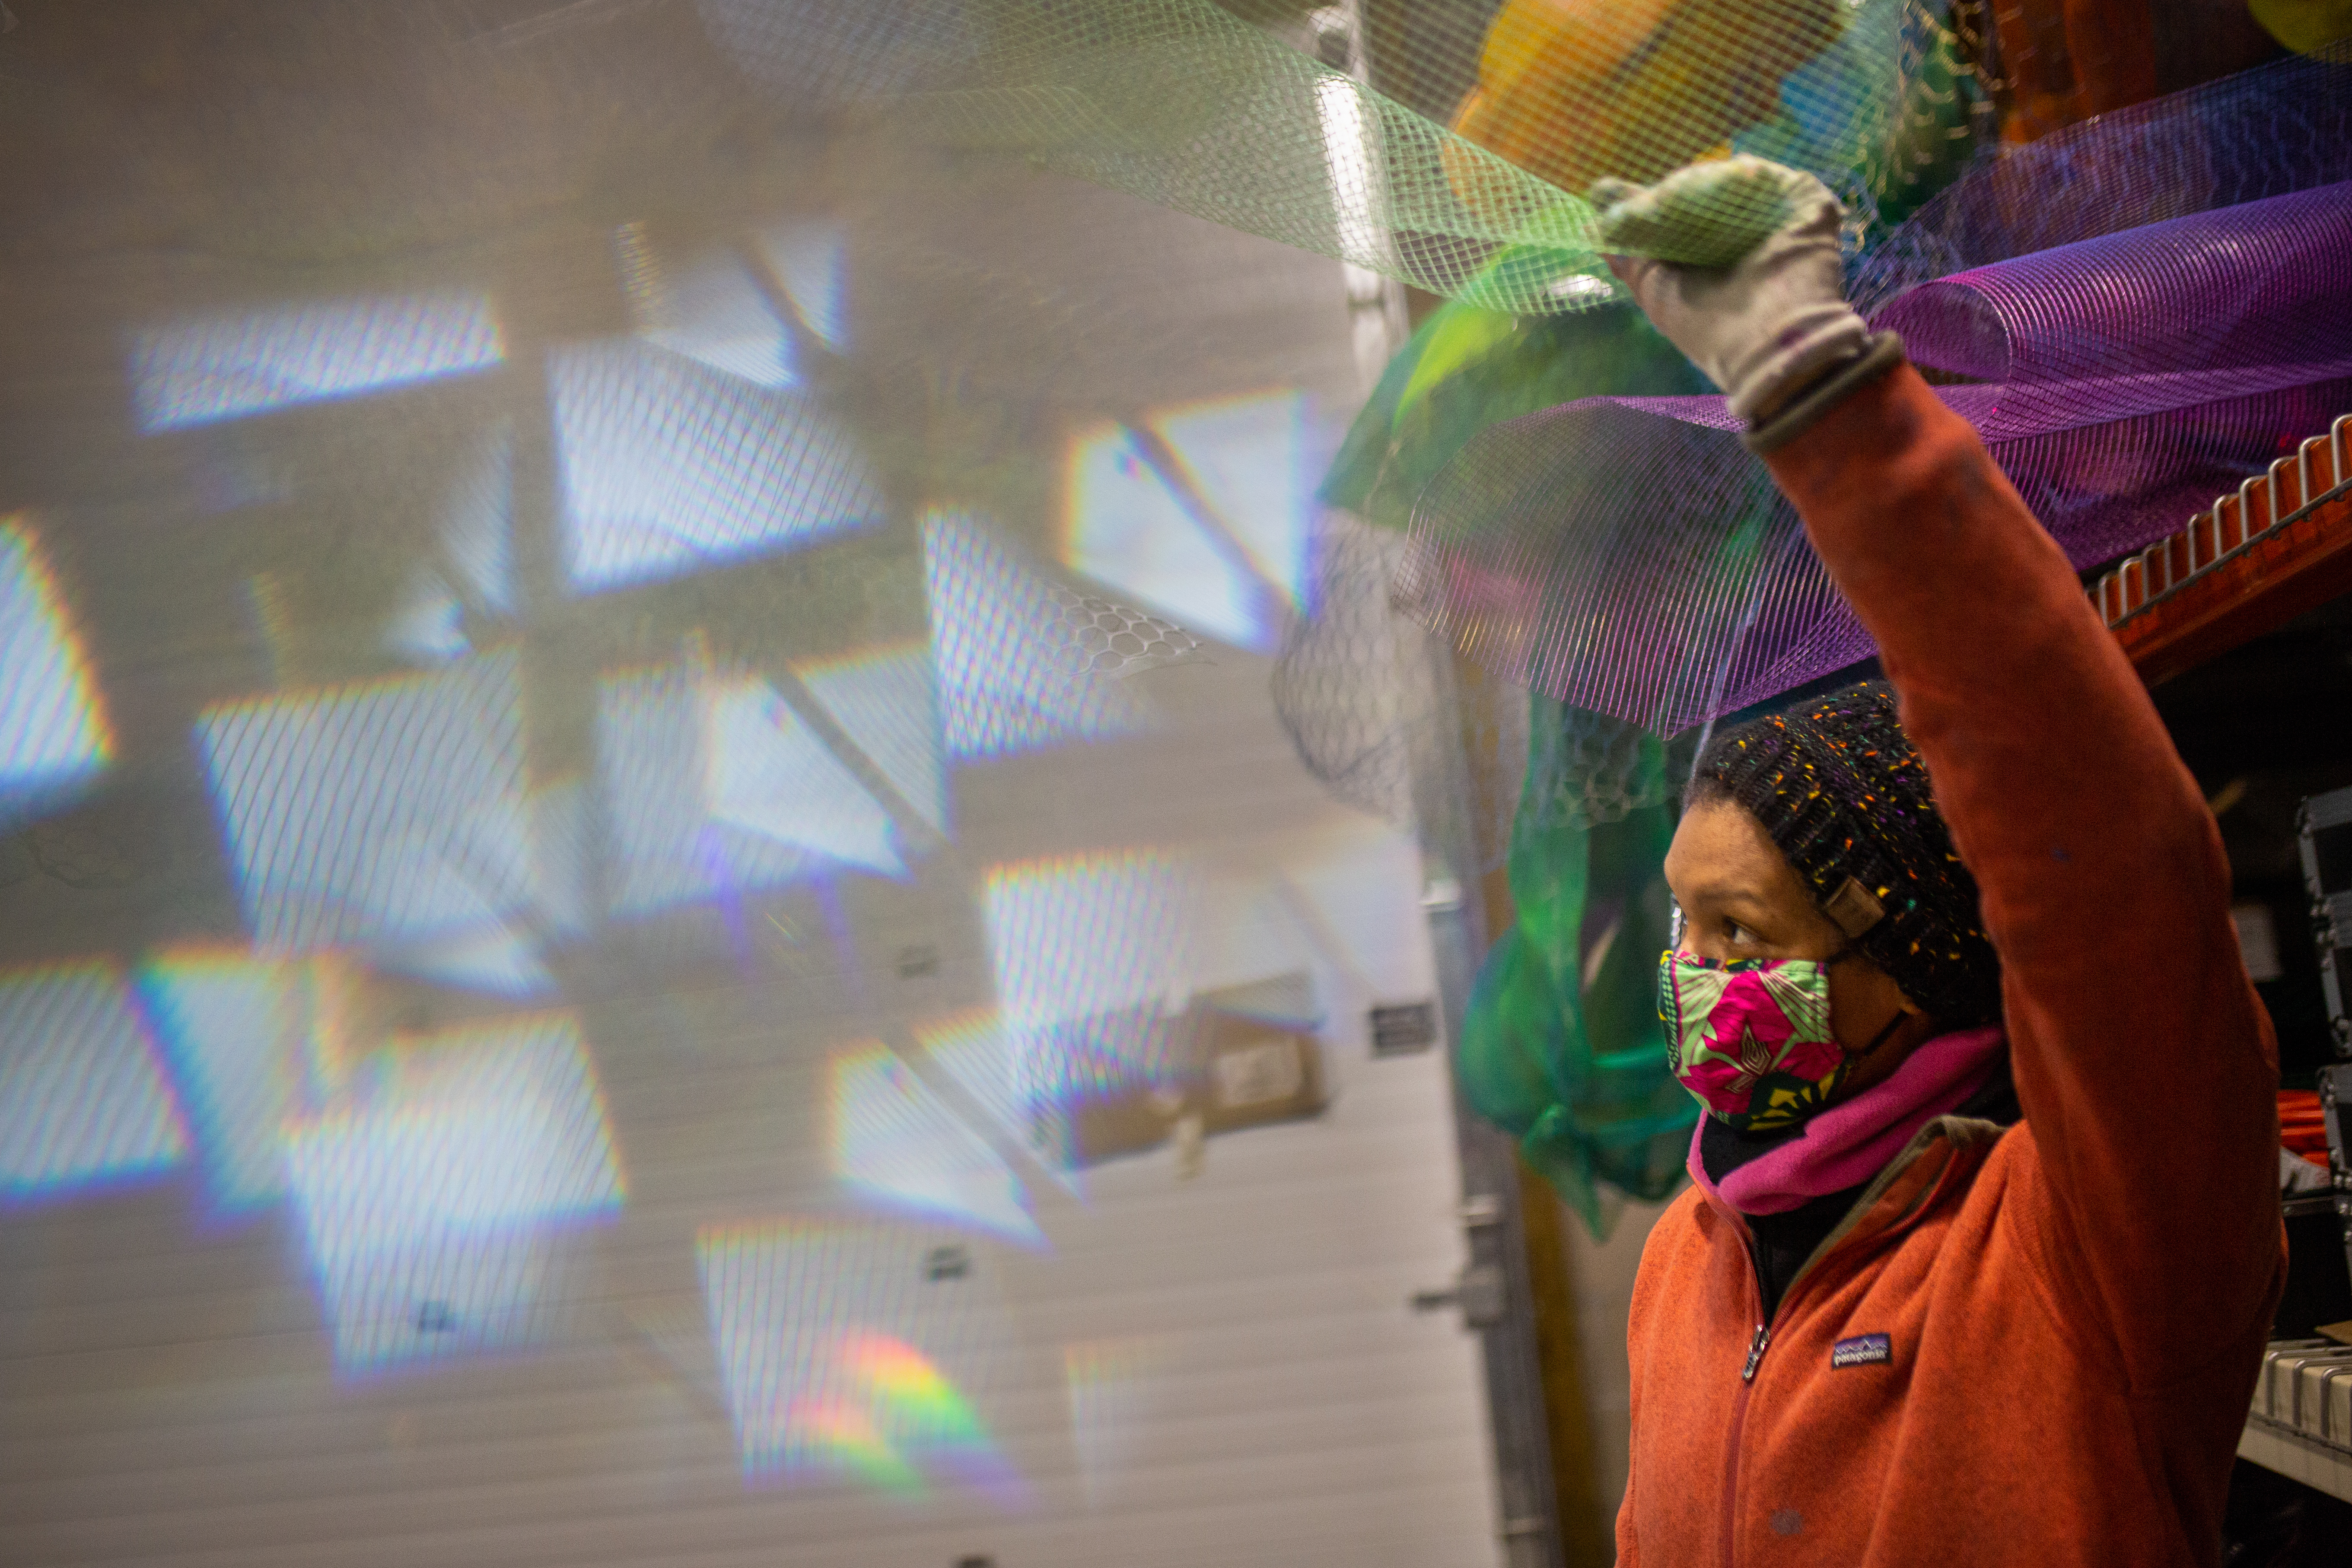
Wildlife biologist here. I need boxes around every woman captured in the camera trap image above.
[1594,158,2284,1564]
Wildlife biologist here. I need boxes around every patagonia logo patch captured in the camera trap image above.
[1831,1334,1891,1369]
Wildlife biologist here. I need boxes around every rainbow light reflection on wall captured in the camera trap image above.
[704,674,904,876]
[597,650,913,923]
[1062,389,1316,653]
[0,518,114,826]
[924,511,1146,762]
[983,849,1191,1036]
[0,962,189,1205]
[195,648,557,997]
[140,947,315,1219]
[914,1003,1176,1186]
[911,1008,1030,1162]
[552,337,885,596]
[696,1218,1024,1504]
[754,220,849,352]
[281,1013,625,1376]
[828,1043,1042,1247]
[625,245,800,391]
[794,641,948,835]
[975,851,1198,1164]
[129,293,503,433]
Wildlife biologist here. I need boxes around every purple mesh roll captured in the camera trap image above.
[1879,184,2352,428]
[1850,43,2352,315]
[1396,182,2352,732]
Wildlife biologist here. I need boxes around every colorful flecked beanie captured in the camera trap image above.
[1694,681,2002,1024]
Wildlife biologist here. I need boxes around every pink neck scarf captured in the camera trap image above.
[1688,1024,2008,1216]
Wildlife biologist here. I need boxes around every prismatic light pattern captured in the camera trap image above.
[129,293,504,433]
[599,660,815,920]
[980,851,1198,1150]
[598,649,915,922]
[390,419,519,666]
[622,240,802,391]
[0,518,114,826]
[703,674,904,877]
[754,220,850,353]
[793,641,948,835]
[1062,389,1315,653]
[983,849,1192,1034]
[139,947,316,1218]
[923,511,1147,762]
[696,1218,1024,1503]
[280,1014,625,1376]
[913,1003,1156,1186]
[0,962,189,1205]
[828,1043,1042,1246]
[911,1008,1030,1158]
[774,1329,1003,1498]
[1155,391,1316,616]
[552,337,885,596]
[195,648,556,996]
[1064,426,1264,652]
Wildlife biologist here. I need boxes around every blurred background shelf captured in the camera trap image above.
[2095,415,2352,687]
[2243,1412,2352,1507]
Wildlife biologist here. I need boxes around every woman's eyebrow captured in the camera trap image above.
[1679,879,1775,907]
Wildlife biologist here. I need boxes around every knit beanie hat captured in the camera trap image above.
[1693,681,2003,1024]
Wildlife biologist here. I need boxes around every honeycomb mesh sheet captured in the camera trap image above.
[1044,585,1210,681]
[1268,515,1525,869]
[1521,697,1676,833]
[1394,53,2352,731]
[1270,520,1434,833]
[691,0,1975,315]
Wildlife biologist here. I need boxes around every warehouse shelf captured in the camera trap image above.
[2090,416,2352,685]
[2242,1411,2352,1506]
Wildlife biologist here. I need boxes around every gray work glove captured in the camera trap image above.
[1590,156,1872,429]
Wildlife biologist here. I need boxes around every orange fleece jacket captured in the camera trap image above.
[1616,364,2286,1566]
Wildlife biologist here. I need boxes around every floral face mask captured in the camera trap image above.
[1657,951,1852,1132]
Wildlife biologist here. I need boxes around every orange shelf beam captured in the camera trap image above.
[2093,416,2352,687]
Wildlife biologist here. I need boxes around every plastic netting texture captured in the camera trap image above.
[1396,48,2352,730]
[693,0,1995,313]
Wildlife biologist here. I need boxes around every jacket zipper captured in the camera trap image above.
[1708,1128,1980,1568]
[1717,1244,1771,1568]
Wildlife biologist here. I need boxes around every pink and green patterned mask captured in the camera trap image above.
[1657,952,1849,1132]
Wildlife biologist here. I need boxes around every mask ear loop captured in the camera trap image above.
[1849,1007,1910,1060]
[1819,915,1912,1065]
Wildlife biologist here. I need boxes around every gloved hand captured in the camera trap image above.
[1589,156,1872,429]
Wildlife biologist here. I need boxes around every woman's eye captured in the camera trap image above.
[1724,919,1756,945]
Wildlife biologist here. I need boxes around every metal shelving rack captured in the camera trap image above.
[2241,516,2352,1503]
[2093,415,2352,685]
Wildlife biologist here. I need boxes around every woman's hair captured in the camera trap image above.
[1688,681,2003,1024]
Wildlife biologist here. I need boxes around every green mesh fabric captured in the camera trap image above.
[1321,261,1710,533]
[1456,703,1696,1240]
[1318,0,1997,534]
[880,3,1601,311]
[703,0,1993,315]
